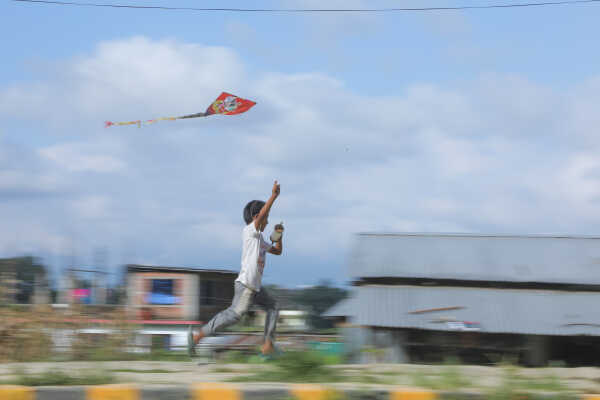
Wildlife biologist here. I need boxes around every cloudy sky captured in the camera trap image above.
[2,0,600,288]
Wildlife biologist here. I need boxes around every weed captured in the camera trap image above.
[229,350,343,383]
[486,365,574,400]
[108,369,176,373]
[411,366,471,390]
[3,369,115,386]
[218,350,254,364]
[212,367,237,373]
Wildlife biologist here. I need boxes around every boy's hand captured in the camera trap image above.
[256,181,280,230]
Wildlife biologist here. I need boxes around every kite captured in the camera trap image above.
[104,92,256,128]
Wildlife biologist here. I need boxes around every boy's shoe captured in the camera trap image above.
[261,339,274,355]
[187,325,196,357]
[258,346,283,362]
[188,326,207,357]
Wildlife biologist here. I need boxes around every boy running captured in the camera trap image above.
[188,181,283,356]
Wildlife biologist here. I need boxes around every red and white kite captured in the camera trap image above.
[105,92,256,128]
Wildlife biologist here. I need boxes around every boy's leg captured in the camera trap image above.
[201,282,254,336]
[189,282,254,355]
[253,286,279,354]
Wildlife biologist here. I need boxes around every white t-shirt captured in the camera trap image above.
[236,222,272,292]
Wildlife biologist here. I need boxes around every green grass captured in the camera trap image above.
[217,350,261,364]
[514,375,566,392]
[81,349,190,362]
[108,368,177,373]
[411,364,571,394]
[353,373,395,385]
[485,366,574,400]
[212,367,238,373]
[379,370,402,376]
[411,366,472,390]
[487,387,576,400]
[228,350,344,383]
[2,369,115,386]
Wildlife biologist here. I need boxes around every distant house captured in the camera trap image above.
[326,233,600,366]
[254,286,309,331]
[0,257,49,304]
[126,264,237,322]
[48,264,239,355]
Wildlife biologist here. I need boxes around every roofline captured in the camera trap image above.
[356,232,600,240]
[126,264,237,275]
[353,277,600,292]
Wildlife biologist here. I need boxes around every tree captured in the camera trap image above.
[292,280,348,330]
[0,256,48,304]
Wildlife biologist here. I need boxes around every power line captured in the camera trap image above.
[11,0,600,13]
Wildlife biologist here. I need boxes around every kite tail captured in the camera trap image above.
[105,116,183,128]
[105,120,141,128]
[145,116,177,125]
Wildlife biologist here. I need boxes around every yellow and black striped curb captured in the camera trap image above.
[0,384,598,400]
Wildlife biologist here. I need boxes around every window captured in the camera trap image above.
[200,280,216,306]
[146,279,180,305]
[152,279,173,295]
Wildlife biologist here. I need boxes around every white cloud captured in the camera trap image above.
[553,154,600,214]
[39,143,126,173]
[0,37,245,124]
[72,195,112,219]
[1,36,600,285]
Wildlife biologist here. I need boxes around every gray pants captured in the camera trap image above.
[201,281,279,342]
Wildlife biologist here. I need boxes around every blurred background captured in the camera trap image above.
[2,232,599,368]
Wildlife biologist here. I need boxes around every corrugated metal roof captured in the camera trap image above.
[322,296,357,318]
[126,264,237,275]
[349,233,600,285]
[357,232,600,239]
[351,285,600,336]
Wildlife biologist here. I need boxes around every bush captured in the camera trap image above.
[0,307,141,362]
[275,350,330,379]
[230,350,342,383]
[0,309,54,362]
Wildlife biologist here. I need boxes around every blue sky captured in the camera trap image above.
[2,0,600,288]
[5,0,600,90]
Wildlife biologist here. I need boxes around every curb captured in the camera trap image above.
[0,384,596,399]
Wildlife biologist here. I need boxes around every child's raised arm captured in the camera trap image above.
[254,180,280,230]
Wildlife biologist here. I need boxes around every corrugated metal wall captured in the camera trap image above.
[353,285,600,336]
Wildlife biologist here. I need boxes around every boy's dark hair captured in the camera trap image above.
[243,200,265,224]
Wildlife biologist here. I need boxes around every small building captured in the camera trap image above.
[126,264,237,322]
[327,233,600,366]
[0,256,49,304]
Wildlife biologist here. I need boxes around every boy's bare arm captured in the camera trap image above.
[269,237,283,255]
[254,181,280,230]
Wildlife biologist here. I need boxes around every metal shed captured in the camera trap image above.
[350,233,600,285]
[336,233,600,365]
